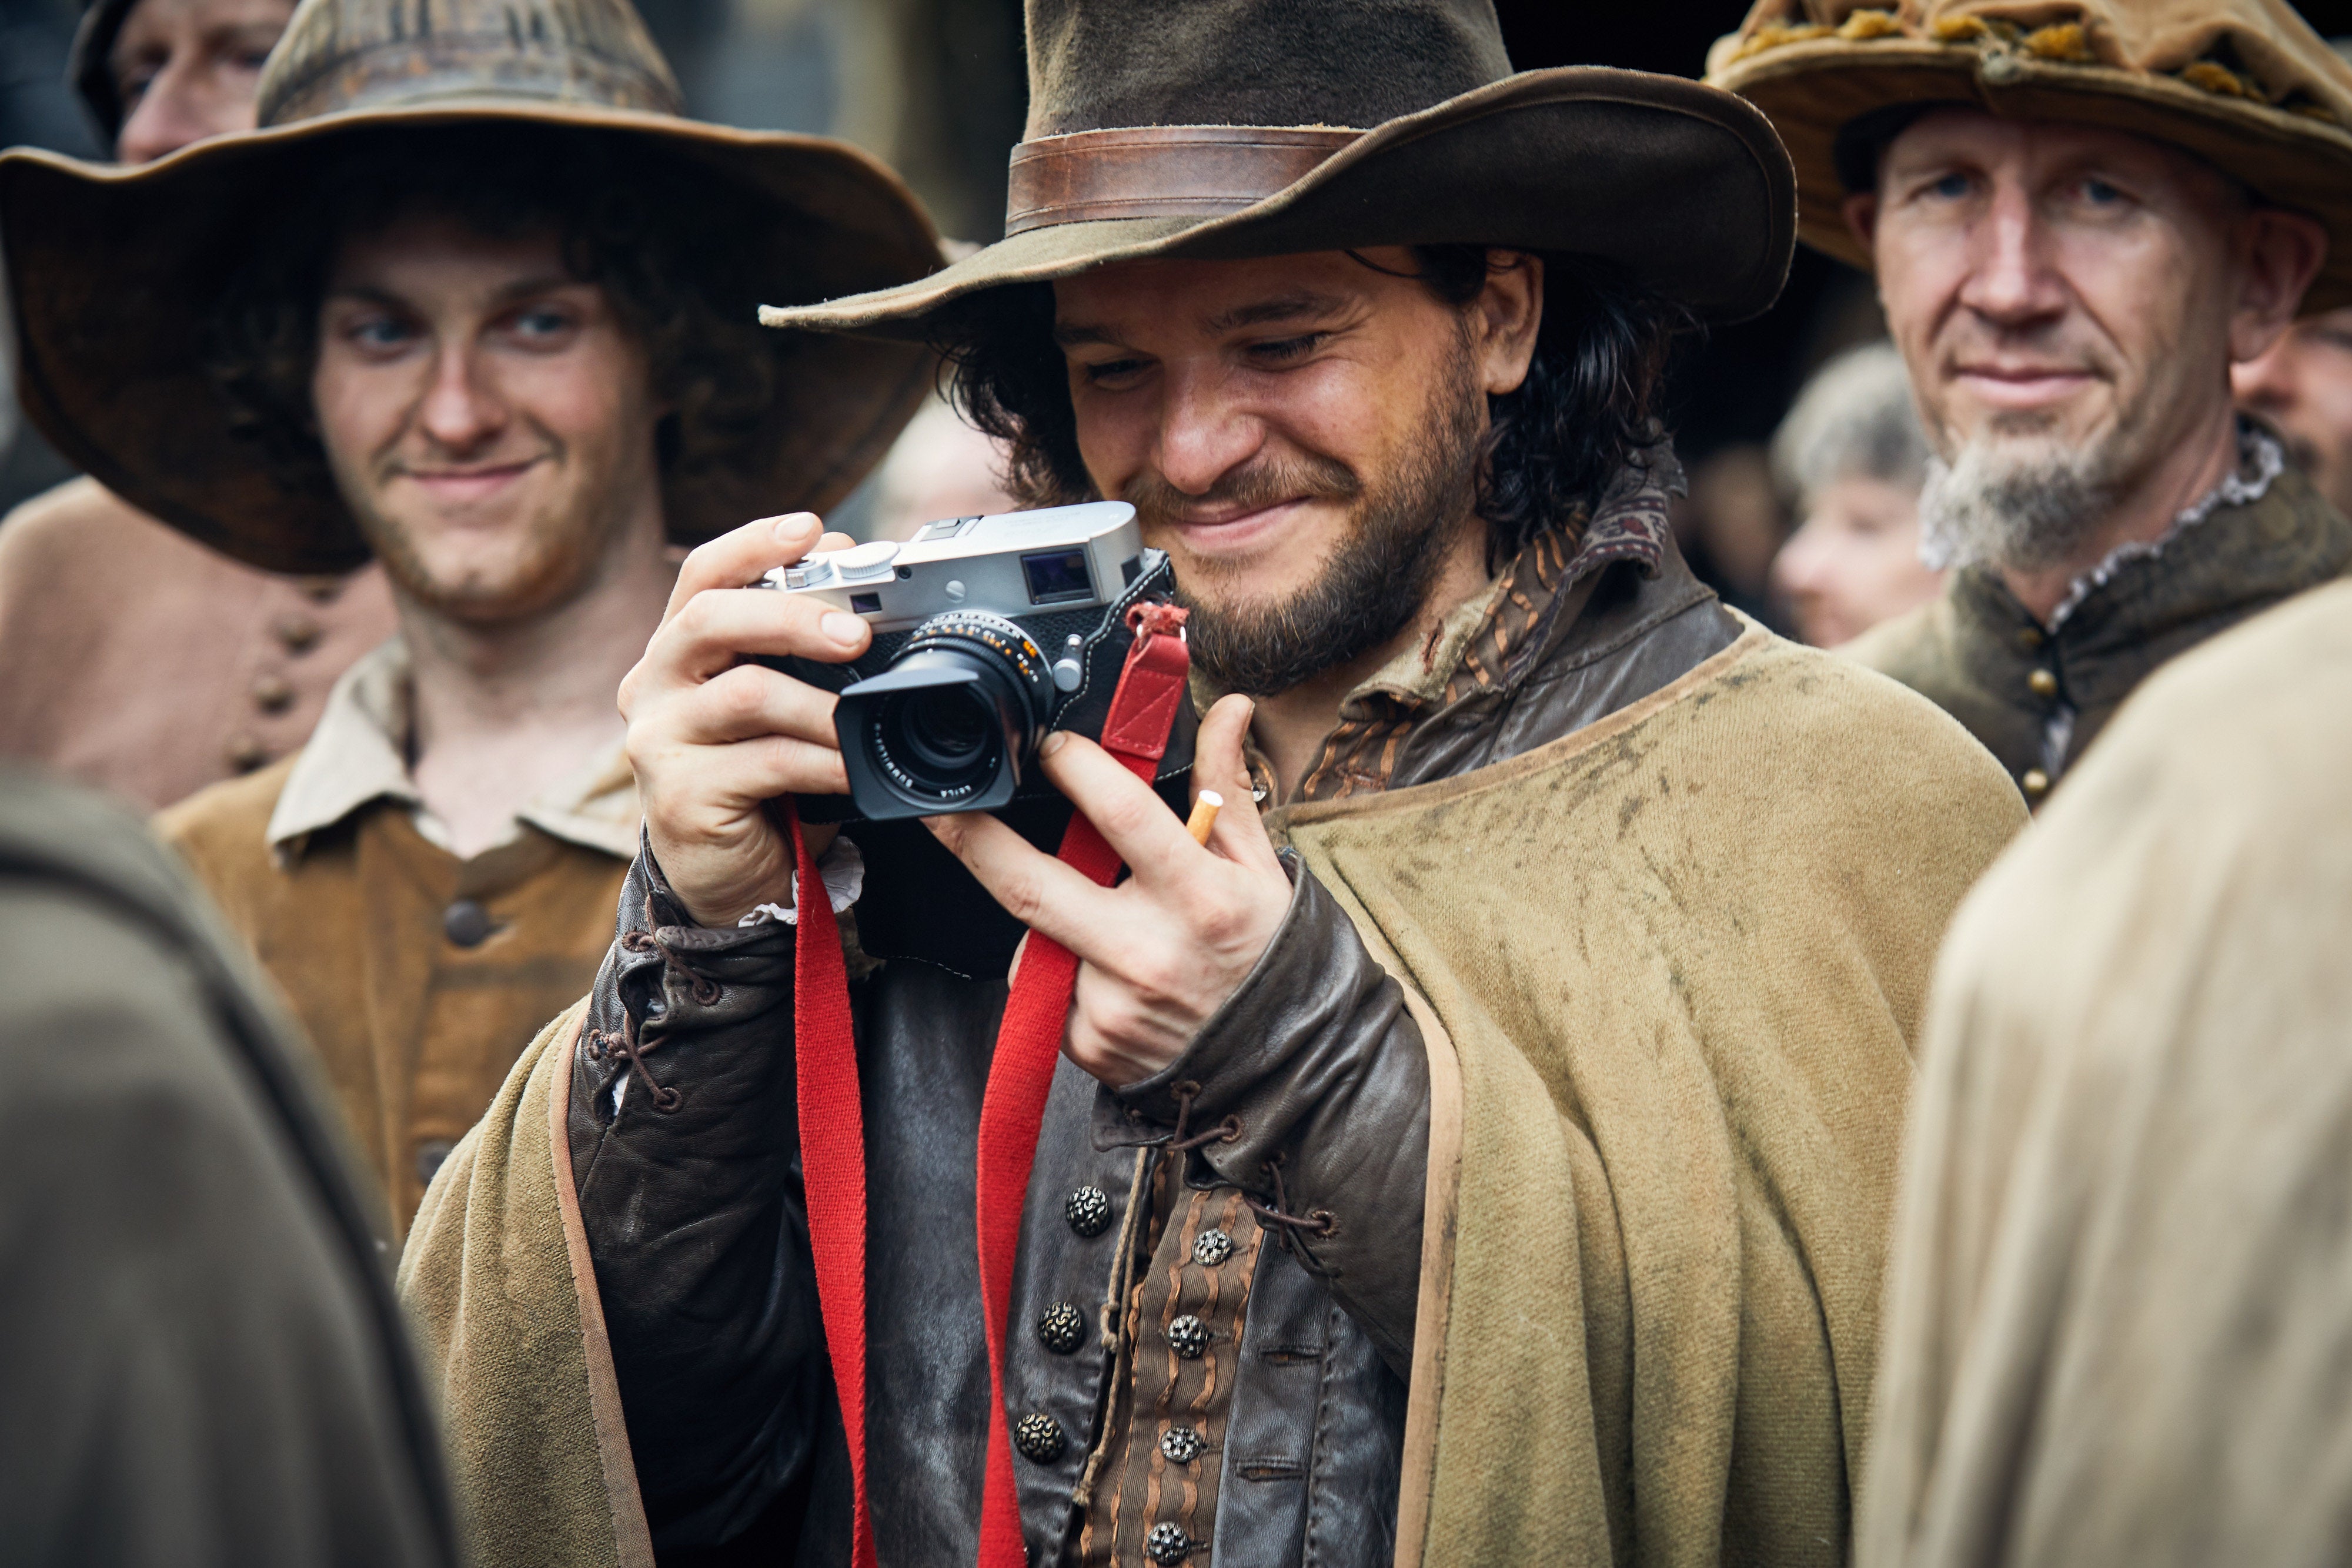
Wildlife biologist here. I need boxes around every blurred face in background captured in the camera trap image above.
[1770,474,1943,647]
[2233,306,2352,516]
[111,0,293,166]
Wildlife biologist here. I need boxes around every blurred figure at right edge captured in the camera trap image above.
[1770,341,1942,647]
[2233,305,2352,517]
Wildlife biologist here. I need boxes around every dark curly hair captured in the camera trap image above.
[929,247,1686,563]
[203,123,777,494]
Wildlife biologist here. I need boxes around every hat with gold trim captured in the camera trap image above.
[1706,0,2352,311]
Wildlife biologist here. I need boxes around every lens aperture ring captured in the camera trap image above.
[900,610,1050,692]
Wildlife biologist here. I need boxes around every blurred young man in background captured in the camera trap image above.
[0,0,397,810]
[1713,0,2352,807]
[1770,341,1943,646]
[0,0,936,1230]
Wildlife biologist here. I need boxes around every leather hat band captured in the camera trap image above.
[1004,125,1361,235]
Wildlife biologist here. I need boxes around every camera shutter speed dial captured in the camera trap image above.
[830,541,901,584]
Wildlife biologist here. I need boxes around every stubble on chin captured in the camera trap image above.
[1148,339,1488,698]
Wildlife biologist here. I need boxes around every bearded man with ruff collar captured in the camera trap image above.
[402,2,2024,1564]
[1711,0,2352,808]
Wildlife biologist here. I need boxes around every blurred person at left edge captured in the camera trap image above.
[0,770,457,1567]
[0,0,400,811]
[0,0,940,1232]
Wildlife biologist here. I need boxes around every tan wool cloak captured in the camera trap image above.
[1863,579,2352,1568]
[401,623,2024,1567]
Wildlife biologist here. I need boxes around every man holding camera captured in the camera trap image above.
[409,1,2024,1563]
[0,0,938,1231]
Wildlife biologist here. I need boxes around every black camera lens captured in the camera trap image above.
[881,685,997,781]
[840,611,1058,815]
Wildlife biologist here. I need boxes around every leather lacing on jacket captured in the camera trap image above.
[586,894,727,1114]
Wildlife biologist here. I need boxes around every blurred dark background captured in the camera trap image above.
[5,0,2350,583]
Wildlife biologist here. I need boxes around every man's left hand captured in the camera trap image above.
[924,694,1289,1087]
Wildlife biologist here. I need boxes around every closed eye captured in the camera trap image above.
[1080,356,1148,386]
[1245,332,1327,366]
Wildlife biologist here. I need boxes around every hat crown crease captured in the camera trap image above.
[258,0,684,126]
[1020,0,1514,141]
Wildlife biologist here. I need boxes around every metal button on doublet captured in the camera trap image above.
[1166,1314,1209,1359]
[1014,1412,1067,1463]
[1144,1523,1196,1563]
[224,734,269,772]
[1160,1426,1204,1464]
[251,672,295,714]
[443,899,494,947]
[2027,668,2059,698]
[1192,1228,1233,1267]
[274,612,322,653]
[2017,626,2044,650]
[1066,1185,1111,1237]
[2021,768,2052,800]
[1037,1302,1085,1354]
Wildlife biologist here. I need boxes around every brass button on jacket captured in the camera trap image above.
[1841,457,2352,806]
[2022,768,2052,800]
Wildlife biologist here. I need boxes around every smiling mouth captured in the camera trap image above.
[399,459,544,499]
[1950,365,2100,404]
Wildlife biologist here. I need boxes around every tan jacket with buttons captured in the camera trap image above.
[0,477,396,810]
[158,717,636,1236]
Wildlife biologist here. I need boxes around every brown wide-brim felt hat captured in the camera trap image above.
[0,0,944,576]
[760,0,1798,340]
[1707,0,2352,314]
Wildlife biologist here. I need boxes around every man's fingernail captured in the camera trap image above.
[773,513,818,542]
[820,612,864,645]
[1040,732,1068,757]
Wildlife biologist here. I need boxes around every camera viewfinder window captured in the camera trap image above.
[850,593,883,614]
[1021,549,1095,606]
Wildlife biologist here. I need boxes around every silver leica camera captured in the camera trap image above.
[758,501,1188,821]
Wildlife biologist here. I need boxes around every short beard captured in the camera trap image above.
[1140,339,1488,698]
[1917,427,2121,574]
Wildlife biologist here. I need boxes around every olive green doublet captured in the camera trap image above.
[1845,464,2352,801]
[400,624,2023,1566]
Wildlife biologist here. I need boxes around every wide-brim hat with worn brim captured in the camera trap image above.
[0,0,943,575]
[758,0,1799,341]
[1706,0,2352,313]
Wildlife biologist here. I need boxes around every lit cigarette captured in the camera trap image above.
[1186,791,1224,845]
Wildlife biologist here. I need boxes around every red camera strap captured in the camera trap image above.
[787,607,1191,1568]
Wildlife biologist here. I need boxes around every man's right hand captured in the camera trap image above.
[617,512,874,928]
